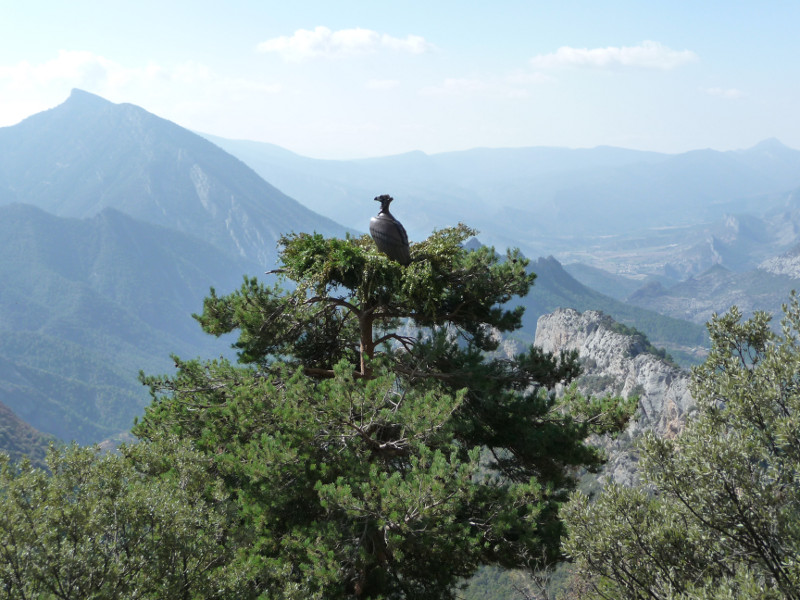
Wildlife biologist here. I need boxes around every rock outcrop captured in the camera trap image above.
[759,242,800,279]
[535,308,696,486]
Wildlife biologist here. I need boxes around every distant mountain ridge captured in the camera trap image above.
[626,262,799,326]
[0,89,349,267]
[203,132,800,270]
[759,242,800,278]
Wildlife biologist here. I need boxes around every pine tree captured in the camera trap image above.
[136,225,605,598]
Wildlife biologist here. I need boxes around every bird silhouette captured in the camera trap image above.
[369,195,411,265]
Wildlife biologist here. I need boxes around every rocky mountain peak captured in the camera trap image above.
[66,87,112,106]
[535,308,695,485]
[0,89,348,268]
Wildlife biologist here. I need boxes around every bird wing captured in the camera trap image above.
[370,215,407,246]
[370,215,411,264]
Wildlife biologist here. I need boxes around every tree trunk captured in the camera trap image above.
[359,313,375,378]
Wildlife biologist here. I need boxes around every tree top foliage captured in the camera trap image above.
[196,224,534,373]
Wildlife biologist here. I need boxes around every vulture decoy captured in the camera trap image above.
[369,195,411,265]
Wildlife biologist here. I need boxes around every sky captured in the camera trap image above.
[1,1,799,159]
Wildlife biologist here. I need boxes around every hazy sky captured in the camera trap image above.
[2,1,798,159]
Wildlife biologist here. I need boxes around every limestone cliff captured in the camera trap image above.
[759,242,800,279]
[535,308,696,486]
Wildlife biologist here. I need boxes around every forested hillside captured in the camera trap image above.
[0,203,251,443]
[0,397,51,466]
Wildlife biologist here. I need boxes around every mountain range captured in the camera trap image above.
[204,133,800,280]
[627,262,799,325]
[1,89,798,457]
[0,89,350,452]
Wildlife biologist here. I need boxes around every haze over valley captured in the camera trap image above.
[207,132,800,281]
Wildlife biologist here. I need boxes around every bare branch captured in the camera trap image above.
[306,295,361,315]
[373,332,416,352]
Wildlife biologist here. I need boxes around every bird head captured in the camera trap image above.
[374,194,393,212]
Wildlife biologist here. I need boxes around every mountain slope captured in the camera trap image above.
[522,256,709,364]
[627,263,799,325]
[0,203,255,444]
[0,89,348,267]
[562,262,654,300]
[759,240,800,278]
[0,394,53,466]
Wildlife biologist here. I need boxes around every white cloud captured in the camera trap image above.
[530,40,698,70]
[380,34,430,54]
[704,87,744,99]
[421,77,489,96]
[257,26,433,61]
[419,77,530,99]
[366,79,400,91]
[0,50,282,97]
[0,50,152,90]
[0,50,284,129]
